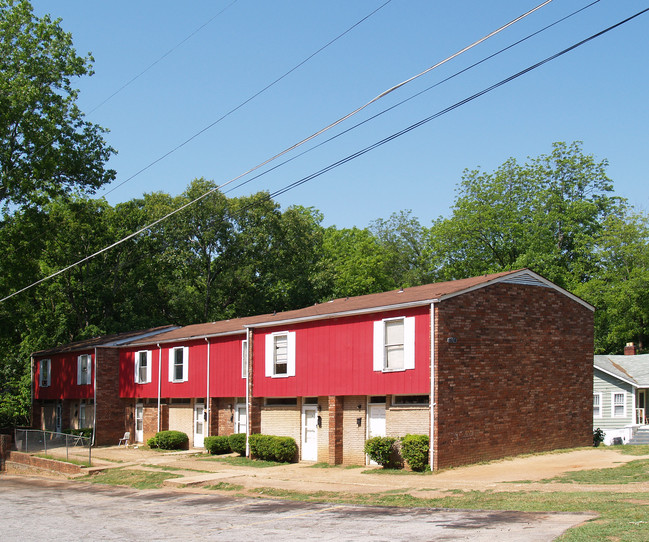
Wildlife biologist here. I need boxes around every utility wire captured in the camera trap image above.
[218,0,602,198]
[0,0,554,304]
[98,0,547,197]
[99,0,395,197]
[88,0,240,115]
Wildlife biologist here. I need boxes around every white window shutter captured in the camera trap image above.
[134,356,139,383]
[265,334,273,377]
[183,346,189,381]
[373,321,384,371]
[77,355,82,385]
[287,332,296,377]
[46,360,51,387]
[87,355,92,383]
[168,349,174,382]
[403,316,416,370]
[147,351,152,383]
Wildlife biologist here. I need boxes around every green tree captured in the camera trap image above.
[0,0,115,212]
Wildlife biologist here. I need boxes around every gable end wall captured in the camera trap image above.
[434,282,593,470]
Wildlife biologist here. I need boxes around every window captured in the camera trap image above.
[612,392,626,418]
[135,350,152,384]
[593,393,602,418]
[77,354,92,385]
[265,332,296,377]
[241,340,248,379]
[265,397,298,406]
[79,401,87,428]
[168,346,189,383]
[39,359,51,387]
[373,317,415,372]
[393,395,430,406]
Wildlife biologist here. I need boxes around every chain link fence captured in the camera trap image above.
[14,429,92,465]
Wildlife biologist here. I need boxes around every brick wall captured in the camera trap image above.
[95,348,126,445]
[209,397,239,436]
[328,396,344,465]
[434,282,593,470]
[342,396,366,465]
[0,434,10,470]
[261,405,301,446]
[143,403,158,442]
[386,406,429,438]
[7,451,82,475]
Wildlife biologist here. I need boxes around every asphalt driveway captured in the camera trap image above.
[1,476,594,541]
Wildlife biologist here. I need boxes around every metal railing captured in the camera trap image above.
[14,429,92,466]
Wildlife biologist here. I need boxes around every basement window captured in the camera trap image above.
[392,395,430,406]
[265,397,298,407]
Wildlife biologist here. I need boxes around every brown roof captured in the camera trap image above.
[125,269,533,345]
[32,326,177,356]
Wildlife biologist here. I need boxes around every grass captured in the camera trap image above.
[205,482,245,491]
[34,453,91,467]
[308,462,339,468]
[361,467,429,475]
[617,445,649,456]
[546,459,649,485]
[80,467,181,489]
[198,456,282,468]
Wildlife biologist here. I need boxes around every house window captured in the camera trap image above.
[135,350,152,384]
[393,395,430,406]
[168,346,188,383]
[77,354,92,385]
[241,340,248,379]
[373,317,415,372]
[264,332,296,378]
[39,359,51,387]
[593,393,602,418]
[612,392,626,418]
[265,397,298,406]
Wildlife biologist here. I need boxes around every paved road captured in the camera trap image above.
[1,476,593,541]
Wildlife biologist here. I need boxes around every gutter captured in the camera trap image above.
[157,344,162,433]
[429,302,436,471]
[205,337,211,436]
[92,347,97,447]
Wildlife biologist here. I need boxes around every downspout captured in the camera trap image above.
[205,337,211,436]
[157,344,162,433]
[92,348,97,446]
[245,327,251,457]
[30,356,34,429]
[430,302,436,471]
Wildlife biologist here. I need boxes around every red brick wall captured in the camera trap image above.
[209,397,238,436]
[328,396,343,465]
[7,451,82,474]
[433,282,593,470]
[95,348,126,445]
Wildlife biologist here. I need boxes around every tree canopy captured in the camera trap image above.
[0,0,115,213]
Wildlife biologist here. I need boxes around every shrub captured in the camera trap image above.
[249,434,297,462]
[228,433,246,456]
[147,436,158,448]
[400,434,429,471]
[364,436,396,467]
[204,435,231,455]
[593,428,605,447]
[153,430,188,450]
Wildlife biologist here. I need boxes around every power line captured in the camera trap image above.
[88,0,240,115]
[98,0,548,198]
[0,0,554,304]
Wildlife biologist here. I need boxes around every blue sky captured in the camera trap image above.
[31,0,649,228]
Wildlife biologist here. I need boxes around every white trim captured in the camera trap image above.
[168,346,189,383]
[134,350,152,384]
[77,354,92,385]
[301,404,318,461]
[593,365,638,388]
[157,344,162,433]
[611,391,627,418]
[123,329,246,349]
[429,302,436,471]
[372,317,415,372]
[593,392,602,419]
[205,337,211,438]
[39,359,51,387]
[241,339,248,379]
[265,331,295,378]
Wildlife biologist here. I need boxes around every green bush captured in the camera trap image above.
[204,435,231,455]
[364,436,396,467]
[400,434,429,471]
[593,428,605,447]
[152,430,188,450]
[228,433,246,456]
[248,434,297,462]
[147,436,158,448]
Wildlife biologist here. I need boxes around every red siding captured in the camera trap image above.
[253,306,431,397]
[34,350,95,400]
[120,336,246,399]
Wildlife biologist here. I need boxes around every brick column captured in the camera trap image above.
[0,434,11,471]
[328,396,344,465]
[94,348,125,445]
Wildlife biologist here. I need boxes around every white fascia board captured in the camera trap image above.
[594,366,638,388]
[118,328,246,348]
[102,326,181,347]
[438,269,595,312]
[245,300,439,329]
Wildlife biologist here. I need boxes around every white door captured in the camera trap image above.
[301,405,318,461]
[194,403,205,448]
[235,404,247,434]
[135,403,144,443]
[367,404,386,465]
